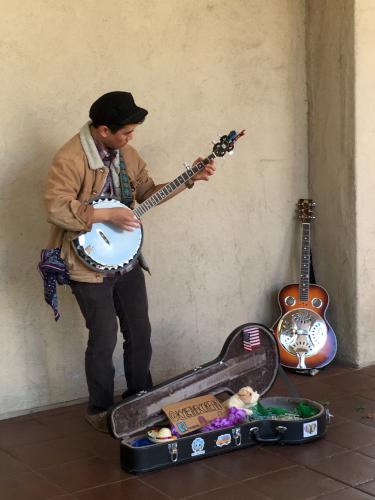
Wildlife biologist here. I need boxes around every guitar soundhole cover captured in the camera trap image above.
[312,298,323,308]
[285,296,296,306]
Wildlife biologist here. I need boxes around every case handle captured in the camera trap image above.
[250,426,287,443]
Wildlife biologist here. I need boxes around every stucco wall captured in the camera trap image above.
[307,0,375,367]
[355,0,375,366]
[0,0,307,418]
[306,0,356,363]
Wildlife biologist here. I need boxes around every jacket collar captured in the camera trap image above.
[79,121,120,170]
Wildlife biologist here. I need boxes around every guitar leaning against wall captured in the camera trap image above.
[272,199,337,372]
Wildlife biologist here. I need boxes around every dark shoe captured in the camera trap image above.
[122,389,136,400]
[85,411,108,433]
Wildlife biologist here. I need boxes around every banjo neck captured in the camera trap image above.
[133,153,216,219]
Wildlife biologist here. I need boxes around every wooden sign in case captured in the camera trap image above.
[162,394,225,435]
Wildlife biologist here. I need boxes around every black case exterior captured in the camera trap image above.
[120,397,329,474]
[108,323,330,474]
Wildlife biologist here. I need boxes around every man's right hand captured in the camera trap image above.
[93,207,141,231]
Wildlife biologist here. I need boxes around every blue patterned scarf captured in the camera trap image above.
[38,248,70,321]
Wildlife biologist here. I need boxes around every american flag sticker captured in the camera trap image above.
[242,326,261,351]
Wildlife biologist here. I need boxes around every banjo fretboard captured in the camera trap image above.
[133,153,216,219]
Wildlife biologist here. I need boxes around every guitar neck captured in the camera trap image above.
[133,153,216,219]
[299,222,311,301]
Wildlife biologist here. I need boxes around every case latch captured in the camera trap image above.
[168,442,178,463]
[326,408,333,424]
[232,427,242,446]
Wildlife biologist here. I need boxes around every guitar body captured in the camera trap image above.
[273,284,337,370]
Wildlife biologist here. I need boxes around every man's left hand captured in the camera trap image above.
[191,157,216,182]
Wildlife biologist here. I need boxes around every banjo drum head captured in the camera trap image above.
[73,199,143,272]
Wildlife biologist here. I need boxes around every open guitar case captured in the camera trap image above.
[108,323,330,474]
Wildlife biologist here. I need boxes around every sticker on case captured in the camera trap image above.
[191,437,206,456]
[215,433,231,447]
[176,421,188,433]
[303,420,318,438]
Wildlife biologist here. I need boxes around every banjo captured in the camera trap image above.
[73,130,245,273]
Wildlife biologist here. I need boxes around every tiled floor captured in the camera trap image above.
[2,364,375,499]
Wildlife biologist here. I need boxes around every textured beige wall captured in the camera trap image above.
[306,0,356,363]
[307,0,375,367]
[355,0,375,366]
[0,0,307,418]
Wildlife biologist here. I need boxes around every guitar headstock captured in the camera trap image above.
[297,198,316,222]
[212,130,245,157]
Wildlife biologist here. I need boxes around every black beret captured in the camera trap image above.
[89,91,148,126]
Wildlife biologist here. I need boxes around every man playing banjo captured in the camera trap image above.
[42,91,215,432]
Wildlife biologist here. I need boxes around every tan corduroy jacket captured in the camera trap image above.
[44,132,160,283]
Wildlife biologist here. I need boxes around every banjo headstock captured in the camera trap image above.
[212,130,246,157]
